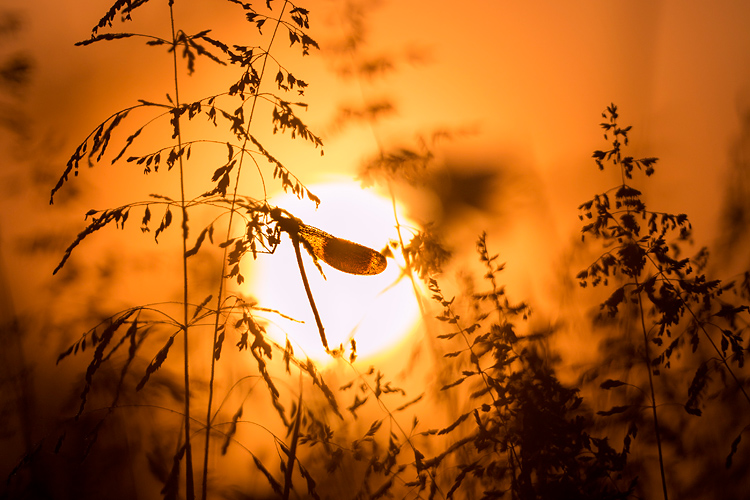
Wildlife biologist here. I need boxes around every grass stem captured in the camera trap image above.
[201,6,289,495]
[168,3,195,498]
[635,276,669,500]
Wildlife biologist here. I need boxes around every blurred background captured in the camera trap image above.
[1,0,749,498]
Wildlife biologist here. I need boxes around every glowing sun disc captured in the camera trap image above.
[248,182,420,363]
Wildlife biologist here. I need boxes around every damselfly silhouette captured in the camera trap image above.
[269,207,387,276]
[268,206,387,353]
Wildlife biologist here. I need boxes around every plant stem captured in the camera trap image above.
[200,5,288,496]
[283,376,304,500]
[291,233,329,351]
[635,276,668,500]
[483,250,521,500]
[168,2,194,498]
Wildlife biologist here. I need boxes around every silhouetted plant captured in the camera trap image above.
[9,1,352,499]
[421,234,634,500]
[10,0,749,496]
[354,123,640,498]
[577,103,750,499]
[7,3,454,499]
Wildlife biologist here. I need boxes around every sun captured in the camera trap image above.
[247,181,421,364]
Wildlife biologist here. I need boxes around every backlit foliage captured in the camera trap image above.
[421,236,634,499]
[577,104,750,498]
[5,0,749,495]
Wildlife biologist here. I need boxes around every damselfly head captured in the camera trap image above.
[269,206,301,235]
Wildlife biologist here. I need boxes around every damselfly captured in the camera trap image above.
[267,206,388,353]
[269,207,387,276]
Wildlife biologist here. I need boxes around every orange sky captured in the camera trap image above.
[5,0,749,309]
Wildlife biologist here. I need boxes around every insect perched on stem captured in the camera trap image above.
[267,206,388,352]
[269,206,387,276]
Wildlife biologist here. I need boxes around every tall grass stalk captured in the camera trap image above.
[200,3,288,498]
[166,3,196,497]
[578,103,750,498]
[44,1,328,497]
[634,274,668,500]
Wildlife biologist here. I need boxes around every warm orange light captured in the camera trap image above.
[248,181,420,364]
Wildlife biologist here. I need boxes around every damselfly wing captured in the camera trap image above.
[298,224,387,275]
[271,207,387,276]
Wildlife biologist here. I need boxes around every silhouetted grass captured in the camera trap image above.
[575,104,750,499]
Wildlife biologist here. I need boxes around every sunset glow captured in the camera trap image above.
[3,1,750,499]
[248,182,421,363]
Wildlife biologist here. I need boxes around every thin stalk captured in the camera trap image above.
[168,3,195,499]
[200,4,288,497]
[616,132,668,498]
[635,275,668,500]
[283,375,304,500]
[430,276,520,499]
[482,246,522,500]
[388,185,429,322]
[291,233,329,351]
